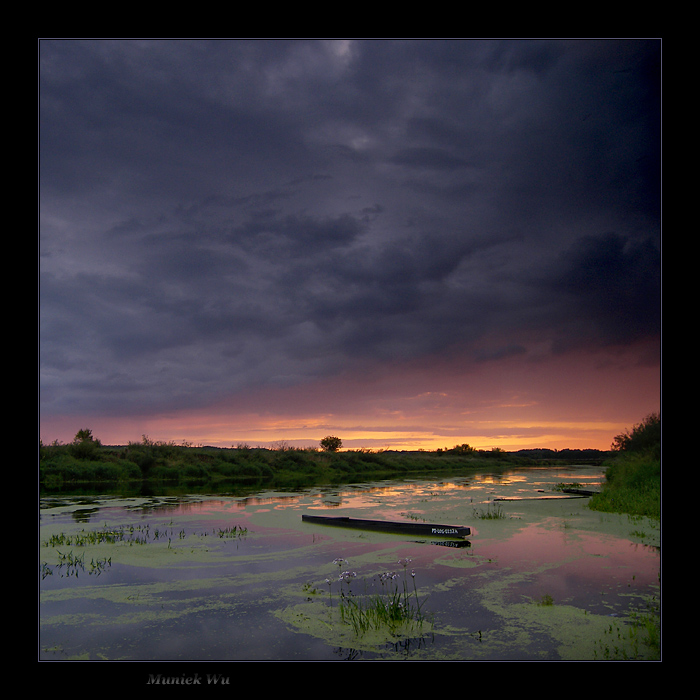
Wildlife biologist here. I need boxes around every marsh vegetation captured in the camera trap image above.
[588,413,661,520]
[326,557,430,638]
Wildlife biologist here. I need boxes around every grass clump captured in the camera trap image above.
[472,502,506,520]
[326,558,430,637]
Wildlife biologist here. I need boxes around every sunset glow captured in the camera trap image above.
[40,340,659,451]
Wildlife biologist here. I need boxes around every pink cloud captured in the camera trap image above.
[41,338,659,452]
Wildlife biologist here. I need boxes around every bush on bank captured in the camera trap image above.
[589,413,661,519]
[589,452,660,519]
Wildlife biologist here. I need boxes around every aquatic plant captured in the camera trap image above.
[41,550,112,579]
[43,524,155,548]
[554,482,583,491]
[472,502,506,519]
[215,525,248,538]
[402,512,426,522]
[40,520,251,579]
[327,557,430,637]
[593,595,660,660]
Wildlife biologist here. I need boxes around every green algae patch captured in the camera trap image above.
[41,588,245,630]
[272,558,438,658]
[467,560,660,660]
[498,599,616,660]
[475,492,660,549]
[480,596,660,661]
[273,566,617,661]
[274,593,434,656]
[433,553,483,569]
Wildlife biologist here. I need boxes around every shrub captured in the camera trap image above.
[320,436,342,452]
[589,452,660,519]
[611,413,660,456]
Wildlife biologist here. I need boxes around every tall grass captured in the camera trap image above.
[589,452,660,519]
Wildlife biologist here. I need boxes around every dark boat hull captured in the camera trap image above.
[301,514,471,538]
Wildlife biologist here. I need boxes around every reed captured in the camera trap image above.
[41,549,112,578]
[215,525,248,538]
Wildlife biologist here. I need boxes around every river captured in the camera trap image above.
[39,464,660,662]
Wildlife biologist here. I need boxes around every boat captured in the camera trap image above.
[301,514,471,538]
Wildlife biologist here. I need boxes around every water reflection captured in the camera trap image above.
[39,466,659,661]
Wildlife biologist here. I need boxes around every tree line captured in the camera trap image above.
[39,414,659,495]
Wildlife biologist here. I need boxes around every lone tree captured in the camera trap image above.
[320,435,342,452]
[451,443,476,455]
[74,428,99,444]
[70,428,101,459]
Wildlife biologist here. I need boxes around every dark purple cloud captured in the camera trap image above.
[40,39,661,420]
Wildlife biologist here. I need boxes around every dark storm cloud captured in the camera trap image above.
[546,232,661,351]
[40,38,661,417]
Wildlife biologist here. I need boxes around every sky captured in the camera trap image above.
[39,39,661,452]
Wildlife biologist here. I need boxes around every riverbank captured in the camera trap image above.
[589,452,661,520]
[39,439,609,494]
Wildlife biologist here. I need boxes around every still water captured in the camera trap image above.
[39,465,660,661]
